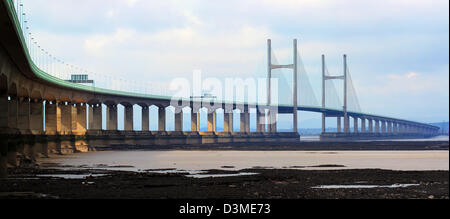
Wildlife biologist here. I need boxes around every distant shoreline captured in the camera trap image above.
[98,140,449,151]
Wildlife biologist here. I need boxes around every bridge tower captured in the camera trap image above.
[267,39,299,133]
[321,55,349,134]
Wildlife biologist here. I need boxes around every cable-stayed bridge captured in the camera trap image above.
[0,0,440,177]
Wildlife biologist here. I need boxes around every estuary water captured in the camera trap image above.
[42,150,449,172]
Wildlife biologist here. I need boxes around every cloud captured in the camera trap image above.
[21,0,449,123]
[84,28,136,56]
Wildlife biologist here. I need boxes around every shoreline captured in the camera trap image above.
[91,140,449,151]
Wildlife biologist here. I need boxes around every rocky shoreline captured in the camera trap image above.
[0,165,448,199]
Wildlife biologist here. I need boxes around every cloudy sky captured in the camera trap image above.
[22,0,449,125]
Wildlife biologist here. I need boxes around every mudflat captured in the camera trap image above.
[0,167,448,199]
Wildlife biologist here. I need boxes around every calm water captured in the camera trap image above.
[42,150,449,172]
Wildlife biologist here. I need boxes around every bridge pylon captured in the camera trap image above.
[321,54,349,134]
[267,39,299,133]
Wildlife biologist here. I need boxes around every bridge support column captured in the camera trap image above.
[337,117,341,133]
[30,99,43,134]
[141,105,149,131]
[124,105,133,131]
[75,104,87,134]
[353,117,359,133]
[268,111,277,133]
[191,110,199,132]
[344,116,350,133]
[175,110,183,132]
[240,111,249,133]
[59,103,73,135]
[395,123,400,134]
[257,108,265,133]
[361,118,366,133]
[106,104,118,131]
[18,97,31,133]
[45,101,58,135]
[158,107,166,132]
[208,111,216,132]
[8,96,18,130]
[89,104,102,130]
[387,121,393,134]
[224,112,233,133]
[381,121,387,134]
[322,115,326,133]
[368,119,373,133]
[375,120,380,133]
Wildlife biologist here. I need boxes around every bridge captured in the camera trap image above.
[0,0,440,178]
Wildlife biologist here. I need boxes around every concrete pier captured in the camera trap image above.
[344,115,350,133]
[207,111,216,132]
[387,121,393,133]
[89,104,102,130]
[240,112,250,133]
[353,117,359,133]
[106,104,118,131]
[257,109,265,133]
[59,103,73,135]
[337,117,342,133]
[124,105,133,131]
[175,111,183,132]
[191,111,199,132]
[269,111,277,133]
[75,104,87,134]
[381,121,386,134]
[224,112,233,133]
[45,101,58,135]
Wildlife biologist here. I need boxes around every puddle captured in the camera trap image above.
[187,172,259,179]
[312,184,420,189]
[147,169,207,175]
[36,174,108,179]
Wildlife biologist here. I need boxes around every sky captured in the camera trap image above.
[21,0,449,127]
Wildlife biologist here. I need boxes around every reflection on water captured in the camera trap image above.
[41,150,449,172]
